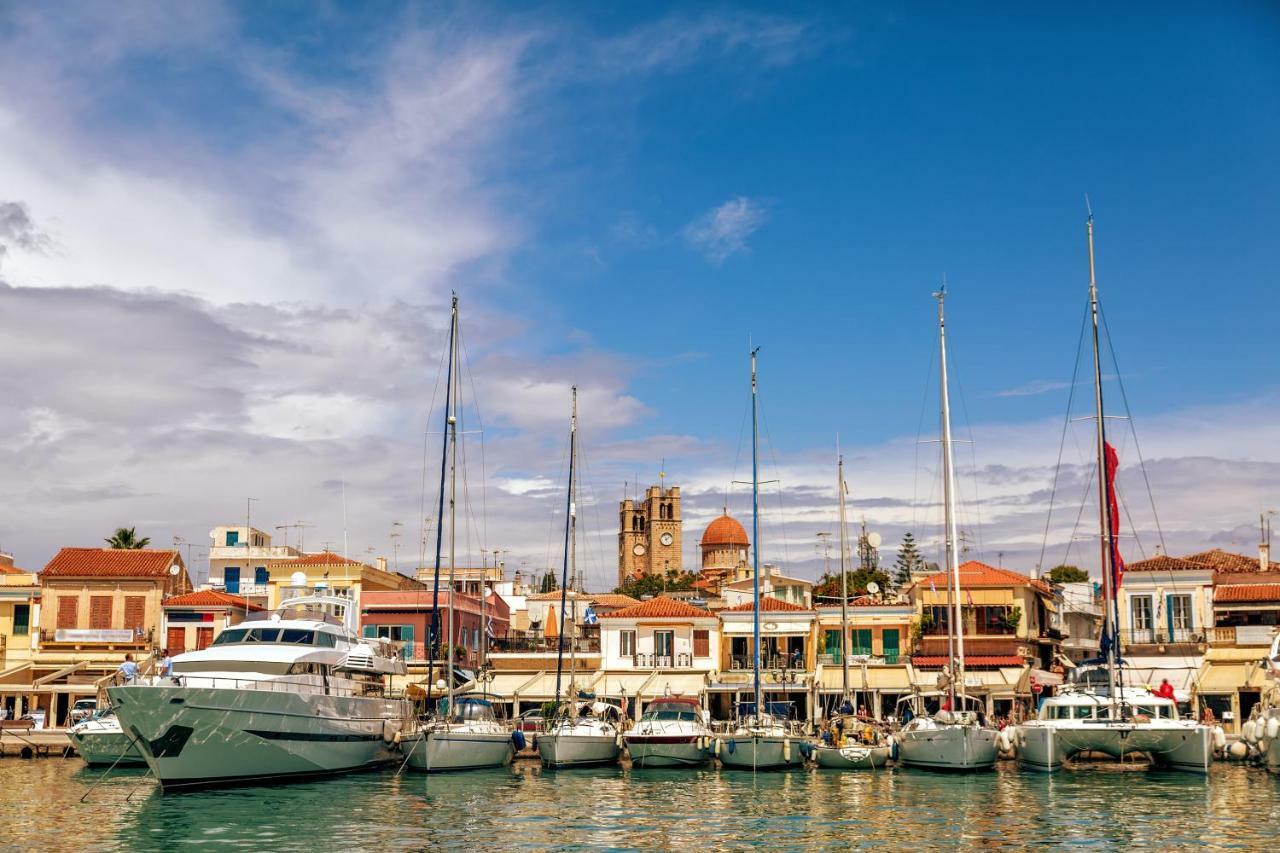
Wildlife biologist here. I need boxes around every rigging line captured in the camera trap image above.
[912,328,937,537]
[729,389,752,519]
[1060,462,1098,572]
[418,325,451,571]
[1099,302,1168,553]
[458,320,489,559]
[757,391,792,568]
[945,334,985,563]
[544,432,570,588]
[1038,299,1091,573]
[1113,481,1149,561]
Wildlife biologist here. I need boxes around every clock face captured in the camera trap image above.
[633,544,646,556]
[660,532,674,546]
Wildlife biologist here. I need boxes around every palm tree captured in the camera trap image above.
[105,526,151,549]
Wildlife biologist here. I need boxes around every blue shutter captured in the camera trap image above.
[1166,594,1175,642]
[255,567,269,585]
[401,625,415,660]
[224,567,240,594]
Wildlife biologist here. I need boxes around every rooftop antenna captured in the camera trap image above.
[341,478,349,559]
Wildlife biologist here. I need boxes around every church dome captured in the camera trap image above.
[700,514,749,547]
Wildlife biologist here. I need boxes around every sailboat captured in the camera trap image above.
[717,347,808,770]
[538,387,623,769]
[896,289,1000,772]
[402,295,517,772]
[1014,216,1212,773]
[814,451,891,770]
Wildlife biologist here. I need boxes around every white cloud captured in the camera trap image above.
[682,196,767,263]
[994,379,1073,398]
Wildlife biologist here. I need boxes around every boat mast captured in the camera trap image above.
[750,347,763,724]
[553,386,577,708]
[837,449,851,702]
[425,294,458,713]
[445,299,461,720]
[936,288,966,706]
[569,387,579,692]
[1087,214,1122,706]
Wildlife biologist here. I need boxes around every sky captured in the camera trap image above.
[1,2,1277,590]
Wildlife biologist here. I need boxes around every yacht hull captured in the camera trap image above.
[898,724,998,771]
[814,743,891,769]
[108,684,408,790]
[716,734,806,770]
[1016,721,1212,773]
[538,732,620,768]
[402,728,514,772]
[625,734,712,768]
[69,725,147,767]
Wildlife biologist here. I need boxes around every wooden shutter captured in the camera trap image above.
[124,596,146,632]
[197,627,213,650]
[57,596,79,629]
[89,595,113,629]
[693,629,709,657]
[166,626,187,654]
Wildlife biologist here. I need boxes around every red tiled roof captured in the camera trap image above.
[0,563,27,575]
[1126,554,1209,573]
[589,594,642,610]
[912,655,1025,667]
[914,561,1050,594]
[701,514,749,547]
[598,596,713,620]
[725,596,809,613]
[275,551,370,568]
[1215,583,1280,604]
[1184,549,1262,573]
[42,547,183,578]
[164,590,265,611]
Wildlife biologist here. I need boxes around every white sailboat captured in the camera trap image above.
[814,451,891,770]
[896,288,999,772]
[1015,216,1211,773]
[717,347,808,770]
[403,294,516,772]
[538,387,622,769]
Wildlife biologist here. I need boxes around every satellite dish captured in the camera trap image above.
[866,581,881,595]
[867,532,882,548]
[291,571,307,587]
[168,565,180,576]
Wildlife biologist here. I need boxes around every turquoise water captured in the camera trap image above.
[2,758,1278,850]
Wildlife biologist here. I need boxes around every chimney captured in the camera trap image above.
[1262,541,1271,573]
[376,556,388,573]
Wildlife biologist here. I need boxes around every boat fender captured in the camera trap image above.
[1228,740,1248,760]
[783,738,791,762]
[393,730,403,746]
[713,737,721,756]
[1212,726,1227,750]
[1243,720,1257,744]
[511,730,527,751]
[1267,718,1280,740]
[726,738,736,755]
[997,729,1013,753]
[383,721,397,744]
[798,741,813,760]
[889,737,899,763]
[616,734,624,749]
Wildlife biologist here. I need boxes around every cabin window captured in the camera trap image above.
[211,628,248,645]
[620,630,636,658]
[246,628,281,643]
[314,631,338,648]
[280,629,314,644]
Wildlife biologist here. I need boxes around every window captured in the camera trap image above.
[13,604,29,636]
[1168,594,1193,641]
[254,567,270,585]
[851,629,872,656]
[654,631,674,663]
[224,567,241,594]
[57,597,78,629]
[123,596,146,633]
[1130,595,1154,642]
[973,606,1015,635]
[693,629,709,657]
[620,630,636,658]
[882,628,900,664]
[89,595,113,630]
[226,530,239,546]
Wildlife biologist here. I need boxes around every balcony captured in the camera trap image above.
[632,653,694,669]
[730,655,807,671]
[491,636,601,654]
[1119,628,1203,647]
[1209,625,1275,647]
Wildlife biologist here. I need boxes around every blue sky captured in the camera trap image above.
[0,2,1276,586]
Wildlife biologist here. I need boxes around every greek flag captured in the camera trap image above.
[583,606,598,626]
[486,615,496,638]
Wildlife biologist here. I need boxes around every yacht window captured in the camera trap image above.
[314,631,338,647]
[247,628,282,643]
[211,628,248,646]
[1074,706,1094,719]
[280,629,314,644]
[647,702,696,721]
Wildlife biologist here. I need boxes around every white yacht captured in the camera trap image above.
[624,697,713,768]
[716,701,808,770]
[896,692,998,772]
[1015,667,1211,772]
[402,695,515,771]
[69,707,146,767]
[108,588,410,790]
[538,700,623,768]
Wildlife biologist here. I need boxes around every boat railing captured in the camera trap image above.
[151,674,396,700]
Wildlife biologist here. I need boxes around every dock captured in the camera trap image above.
[0,727,74,758]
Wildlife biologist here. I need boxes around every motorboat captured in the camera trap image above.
[68,707,147,767]
[108,588,410,790]
[624,696,713,768]
[813,713,891,770]
[716,701,808,770]
[538,699,623,768]
[401,695,516,772]
[896,692,998,772]
[1014,667,1211,772]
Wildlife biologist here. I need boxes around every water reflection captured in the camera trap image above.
[0,758,1275,850]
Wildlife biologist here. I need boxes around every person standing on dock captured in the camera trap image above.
[159,650,173,678]
[117,654,138,684]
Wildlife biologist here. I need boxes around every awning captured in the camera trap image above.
[1118,657,1199,694]
[817,666,913,691]
[1198,661,1269,693]
[1042,598,1058,613]
[912,655,1025,668]
[1014,667,1064,695]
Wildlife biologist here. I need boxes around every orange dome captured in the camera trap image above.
[701,514,749,547]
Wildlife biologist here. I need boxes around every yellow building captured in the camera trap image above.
[0,553,39,668]
[259,551,422,609]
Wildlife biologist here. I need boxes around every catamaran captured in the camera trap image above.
[402,294,517,772]
[1014,216,1211,773]
[538,387,623,768]
[108,587,410,789]
[813,452,891,770]
[896,289,999,772]
[717,347,807,770]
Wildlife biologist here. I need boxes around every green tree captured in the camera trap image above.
[893,532,924,590]
[1048,564,1089,584]
[814,568,891,601]
[105,526,150,549]
[539,571,558,594]
[613,569,697,599]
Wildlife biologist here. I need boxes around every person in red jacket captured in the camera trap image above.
[1153,678,1176,701]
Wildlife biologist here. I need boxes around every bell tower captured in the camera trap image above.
[617,480,683,587]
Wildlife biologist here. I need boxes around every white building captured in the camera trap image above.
[595,596,720,714]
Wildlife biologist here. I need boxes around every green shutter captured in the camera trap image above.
[853,629,872,657]
[401,625,415,660]
[13,604,30,636]
[362,625,377,638]
[881,629,900,664]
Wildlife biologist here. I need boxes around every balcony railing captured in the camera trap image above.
[632,652,694,668]
[730,655,806,671]
[1209,625,1275,647]
[490,636,601,654]
[1120,628,1202,646]
[818,650,901,665]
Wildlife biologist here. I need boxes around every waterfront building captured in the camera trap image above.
[161,590,264,653]
[595,596,719,715]
[908,561,1059,719]
[697,512,750,590]
[1198,559,1280,729]
[1116,553,1213,700]
[711,596,817,722]
[0,552,39,669]
[617,483,683,587]
[815,597,915,719]
[359,588,510,667]
[212,550,421,610]
[1056,581,1104,666]
[721,567,813,609]
[207,524,300,606]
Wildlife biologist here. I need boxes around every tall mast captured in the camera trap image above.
[1087,214,1121,704]
[936,288,966,704]
[569,387,578,689]
[553,387,577,707]
[445,298,461,718]
[837,448,851,701]
[750,346,763,723]
[425,294,457,712]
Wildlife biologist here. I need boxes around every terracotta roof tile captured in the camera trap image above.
[914,561,1050,594]
[0,563,27,575]
[724,596,809,613]
[588,593,641,610]
[1126,554,1212,573]
[912,655,1025,667]
[273,551,370,568]
[1184,549,1263,573]
[1214,582,1280,603]
[42,547,184,579]
[598,596,713,620]
[164,590,265,611]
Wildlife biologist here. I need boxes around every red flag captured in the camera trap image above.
[1103,442,1126,591]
